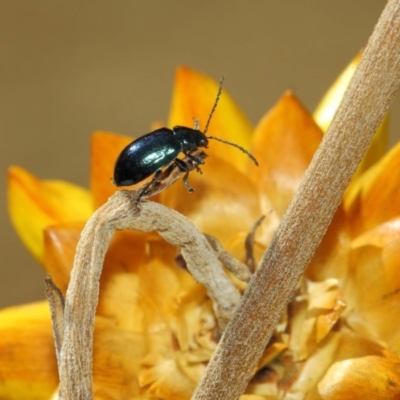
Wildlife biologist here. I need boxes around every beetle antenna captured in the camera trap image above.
[203,76,258,167]
[203,75,225,135]
[206,136,259,166]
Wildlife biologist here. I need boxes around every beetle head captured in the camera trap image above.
[173,126,209,151]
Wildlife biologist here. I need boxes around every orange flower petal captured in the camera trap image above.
[289,279,346,361]
[175,286,216,352]
[7,166,93,262]
[139,285,216,399]
[0,301,58,399]
[160,154,261,244]
[97,234,197,334]
[136,241,198,332]
[352,115,388,181]
[140,345,213,399]
[344,218,400,352]
[95,230,148,332]
[168,67,254,173]
[344,142,400,237]
[92,322,148,399]
[288,330,390,397]
[250,92,322,217]
[140,352,199,400]
[284,333,339,397]
[43,223,83,292]
[90,132,133,208]
[307,205,352,282]
[318,354,400,399]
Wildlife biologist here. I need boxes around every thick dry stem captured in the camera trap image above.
[193,1,400,399]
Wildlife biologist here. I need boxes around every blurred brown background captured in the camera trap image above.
[1,1,396,308]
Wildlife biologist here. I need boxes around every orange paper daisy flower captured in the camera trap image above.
[3,57,400,400]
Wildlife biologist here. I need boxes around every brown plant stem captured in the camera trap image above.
[57,192,242,399]
[192,1,400,399]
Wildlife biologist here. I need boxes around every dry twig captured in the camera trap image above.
[56,191,241,399]
[205,234,252,282]
[192,1,400,398]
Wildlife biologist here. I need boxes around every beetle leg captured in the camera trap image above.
[184,156,203,174]
[174,158,195,192]
[185,152,205,165]
[182,171,194,192]
[136,169,163,202]
[183,151,204,174]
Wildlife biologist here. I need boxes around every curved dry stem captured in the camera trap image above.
[193,1,400,399]
[57,190,241,399]
[205,234,252,282]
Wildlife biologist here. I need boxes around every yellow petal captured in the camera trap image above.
[344,141,400,237]
[0,301,58,399]
[250,92,322,217]
[306,205,352,282]
[168,67,254,173]
[139,283,217,399]
[314,53,361,132]
[314,53,388,180]
[289,279,346,361]
[92,321,148,399]
[288,330,390,397]
[175,286,216,352]
[97,233,197,334]
[140,352,199,400]
[95,230,148,332]
[344,218,400,352]
[318,354,400,399]
[352,115,388,180]
[7,166,93,263]
[140,344,214,399]
[51,320,154,399]
[90,132,133,208]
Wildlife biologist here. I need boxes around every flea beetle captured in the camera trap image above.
[113,77,258,199]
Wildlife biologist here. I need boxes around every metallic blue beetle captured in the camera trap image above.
[114,126,208,187]
[113,77,258,199]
